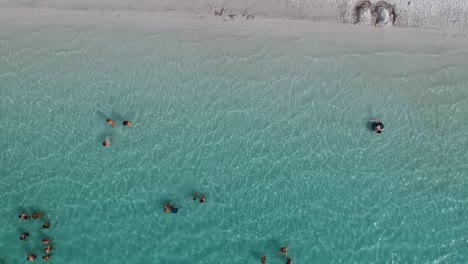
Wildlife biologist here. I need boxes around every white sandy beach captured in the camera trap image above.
[0,7,467,53]
[0,0,467,30]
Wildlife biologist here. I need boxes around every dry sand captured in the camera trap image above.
[0,0,467,30]
[1,7,467,54]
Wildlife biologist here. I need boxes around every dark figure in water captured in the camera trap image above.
[106,119,116,128]
[20,232,29,241]
[164,202,171,214]
[42,255,51,262]
[19,214,30,221]
[199,196,206,204]
[164,202,179,214]
[102,138,112,147]
[286,258,293,264]
[278,246,288,256]
[44,245,53,254]
[42,219,50,229]
[193,193,206,204]
[371,120,384,134]
[32,212,43,220]
[123,121,133,128]
[27,253,36,262]
[261,255,267,264]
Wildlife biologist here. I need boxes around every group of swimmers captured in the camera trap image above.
[102,118,383,147]
[19,212,53,262]
[261,246,293,264]
[102,119,133,147]
[163,193,206,214]
[258,121,383,264]
[100,118,383,262]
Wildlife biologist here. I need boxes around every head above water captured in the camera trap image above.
[371,121,384,133]
[123,121,129,126]
[32,212,42,219]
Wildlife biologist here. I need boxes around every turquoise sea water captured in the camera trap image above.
[1,19,468,264]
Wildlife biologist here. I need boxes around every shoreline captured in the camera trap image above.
[0,0,467,30]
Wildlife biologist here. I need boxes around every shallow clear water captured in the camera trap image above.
[1,21,468,264]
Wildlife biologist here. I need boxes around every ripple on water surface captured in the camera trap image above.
[1,24,468,264]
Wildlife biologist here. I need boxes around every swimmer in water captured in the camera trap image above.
[42,239,50,245]
[199,195,206,204]
[193,193,206,204]
[123,121,133,128]
[32,212,43,220]
[164,202,172,214]
[370,120,384,134]
[164,202,179,214]
[27,253,36,262]
[286,258,293,264]
[106,119,116,128]
[20,232,29,241]
[19,214,30,220]
[261,255,267,264]
[42,255,51,262]
[102,138,112,147]
[278,246,288,256]
[42,219,50,229]
[44,245,53,254]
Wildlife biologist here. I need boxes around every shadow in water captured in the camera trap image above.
[249,249,263,260]
[111,110,125,123]
[366,120,376,132]
[96,110,109,121]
